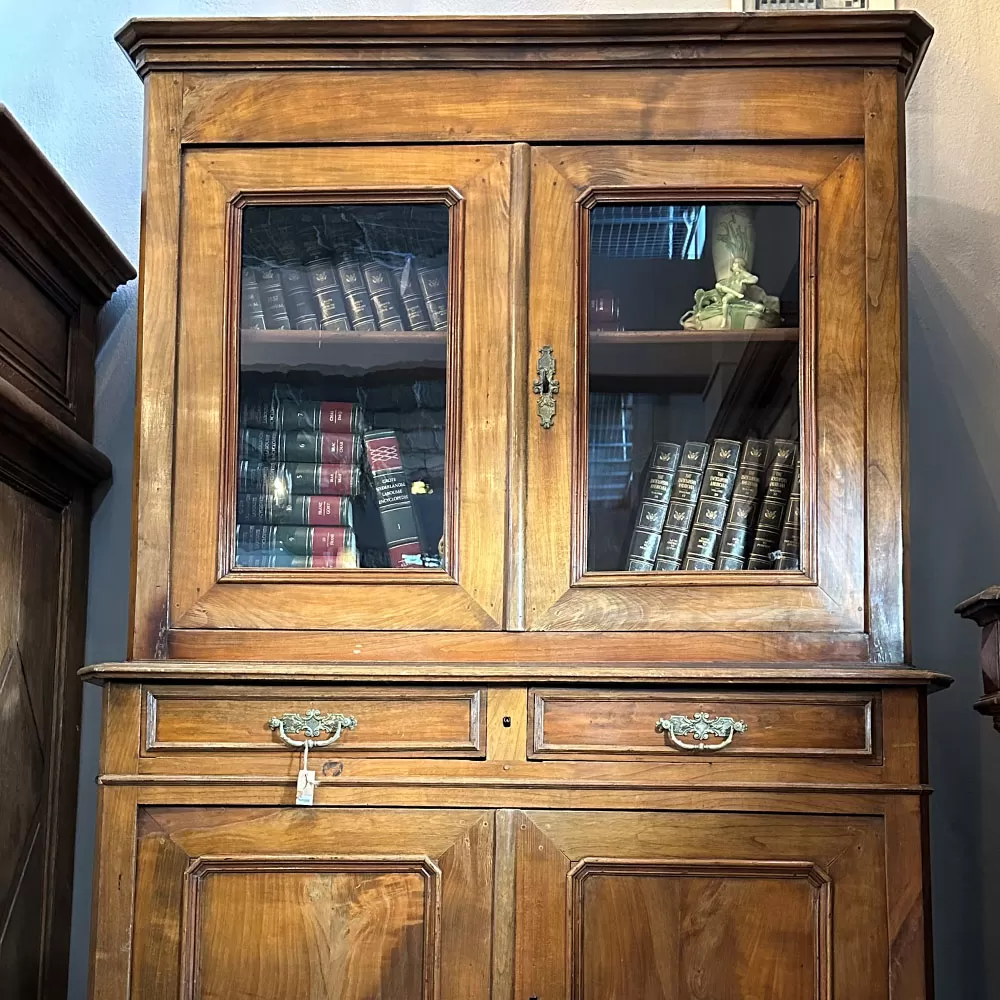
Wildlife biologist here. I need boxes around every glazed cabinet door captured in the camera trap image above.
[129,806,493,1000]
[513,808,888,1000]
[169,146,510,634]
[524,145,871,635]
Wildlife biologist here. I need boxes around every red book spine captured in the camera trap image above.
[364,429,422,567]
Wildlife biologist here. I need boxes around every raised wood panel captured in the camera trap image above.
[129,807,493,1000]
[143,685,485,758]
[183,857,439,1000]
[179,68,865,145]
[523,143,866,634]
[570,858,830,1000]
[170,145,510,633]
[514,809,887,1000]
[531,688,879,761]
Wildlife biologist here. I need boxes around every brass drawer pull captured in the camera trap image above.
[268,709,358,806]
[655,711,748,751]
[268,709,357,749]
[532,345,560,429]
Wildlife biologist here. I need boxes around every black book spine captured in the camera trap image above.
[305,260,352,332]
[715,437,769,570]
[362,260,406,331]
[236,493,353,527]
[256,264,292,330]
[653,441,709,571]
[416,264,449,332]
[337,256,377,331]
[624,442,682,571]
[746,439,798,569]
[364,429,423,567]
[280,261,320,330]
[240,267,266,330]
[774,460,802,570]
[681,438,742,570]
[393,263,432,332]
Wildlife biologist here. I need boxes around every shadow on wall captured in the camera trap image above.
[908,196,1000,999]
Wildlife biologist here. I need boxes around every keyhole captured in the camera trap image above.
[502,716,512,728]
[539,372,550,394]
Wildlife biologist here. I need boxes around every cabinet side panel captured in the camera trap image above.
[131,73,184,659]
[864,69,908,664]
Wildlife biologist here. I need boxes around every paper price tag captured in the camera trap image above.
[295,768,317,806]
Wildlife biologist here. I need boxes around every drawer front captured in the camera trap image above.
[530,688,880,762]
[143,685,485,758]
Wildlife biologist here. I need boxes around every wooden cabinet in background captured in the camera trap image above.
[0,107,133,998]
[87,13,945,1000]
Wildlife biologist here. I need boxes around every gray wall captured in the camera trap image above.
[1,2,995,997]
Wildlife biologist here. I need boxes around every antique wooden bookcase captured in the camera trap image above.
[86,13,946,1000]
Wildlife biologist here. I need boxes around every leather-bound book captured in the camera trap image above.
[362,257,406,331]
[276,230,320,329]
[256,263,292,329]
[416,263,449,332]
[234,552,345,569]
[240,399,364,434]
[774,459,801,570]
[240,428,364,465]
[236,524,355,557]
[364,429,423,567]
[240,266,266,330]
[301,227,352,332]
[392,262,432,331]
[715,437,769,570]
[236,493,353,527]
[625,441,682,571]
[746,439,798,569]
[653,440,709,571]
[336,244,377,331]
[682,438,742,570]
[238,461,361,497]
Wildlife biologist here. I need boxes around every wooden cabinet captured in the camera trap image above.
[0,109,132,997]
[88,13,944,1000]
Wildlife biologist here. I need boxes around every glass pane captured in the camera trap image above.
[236,203,450,570]
[586,202,801,573]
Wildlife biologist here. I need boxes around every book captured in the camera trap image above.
[235,551,348,569]
[746,439,798,569]
[362,259,406,331]
[336,250,377,331]
[624,441,682,571]
[392,262,432,332]
[653,441,709,570]
[715,437,769,570]
[279,262,320,330]
[300,217,353,332]
[774,459,801,570]
[240,267,266,330]
[364,428,422,567]
[681,438,742,569]
[416,263,448,332]
[256,264,292,330]
[236,493,353,527]
[240,399,363,434]
[236,524,355,557]
[240,428,364,465]
[238,461,361,497]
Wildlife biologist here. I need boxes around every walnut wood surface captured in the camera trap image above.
[96,14,939,1000]
[0,107,126,1000]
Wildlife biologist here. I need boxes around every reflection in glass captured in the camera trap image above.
[236,203,450,570]
[586,202,801,574]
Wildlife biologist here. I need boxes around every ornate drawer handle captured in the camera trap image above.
[655,711,748,751]
[532,345,560,429]
[268,709,357,750]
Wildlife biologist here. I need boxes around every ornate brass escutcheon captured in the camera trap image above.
[655,711,748,751]
[268,709,358,806]
[532,345,560,429]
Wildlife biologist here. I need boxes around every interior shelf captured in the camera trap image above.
[240,327,447,371]
[590,328,800,344]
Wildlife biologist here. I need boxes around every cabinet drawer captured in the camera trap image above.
[143,685,485,758]
[529,688,880,762]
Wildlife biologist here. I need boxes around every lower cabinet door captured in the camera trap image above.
[514,809,888,1000]
[131,806,493,1000]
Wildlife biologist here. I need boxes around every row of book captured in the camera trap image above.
[241,252,448,334]
[626,437,800,572]
[233,397,425,569]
